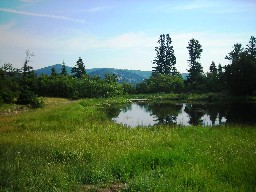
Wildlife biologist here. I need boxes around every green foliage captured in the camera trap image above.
[225,52,256,95]
[0,64,20,103]
[136,74,184,94]
[16,88,44,108]
[225,43,244,62]
[29,97,44,109]
[122,82,136,94]
[223,36,256,95]
[35,75,124,99]
[206,62,225,92]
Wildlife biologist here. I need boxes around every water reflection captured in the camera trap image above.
[111,102,256,127]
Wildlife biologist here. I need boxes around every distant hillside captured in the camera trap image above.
[35,64,73,76]
[35,64,151,84]
[88,68,151,84]
[35,64,188,84]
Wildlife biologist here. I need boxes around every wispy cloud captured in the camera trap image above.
[20,0,40,3]
[87,6,108,13]
[0,8,86,23]
[176,0,219,10]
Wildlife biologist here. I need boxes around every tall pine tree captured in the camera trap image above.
[186,38,204,91]
[152,34,177,75]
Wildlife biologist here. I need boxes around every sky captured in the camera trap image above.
[0,0,255,73]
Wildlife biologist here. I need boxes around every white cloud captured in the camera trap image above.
[0,8,86,23]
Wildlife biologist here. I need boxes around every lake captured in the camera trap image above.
[111,102,256,127]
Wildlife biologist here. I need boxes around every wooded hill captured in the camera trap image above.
[35,64,188,84]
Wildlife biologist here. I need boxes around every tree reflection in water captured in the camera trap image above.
[146,103,182,125]
[111,102,256,127]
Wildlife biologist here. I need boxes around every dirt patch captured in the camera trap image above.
[0,105,29,116]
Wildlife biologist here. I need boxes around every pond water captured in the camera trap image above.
[111,102,256,127]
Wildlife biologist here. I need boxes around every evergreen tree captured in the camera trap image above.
[206,61,219,92]
[209,61,217,74]
[246,36,256,58]
[152,34,177,75]
[225,51,256,95]
[225,43,243,62]
[51,67,58,76]
[71,57,86,78]
[224,37,256,95]
[186,38,204,91]
[61,60,68,76]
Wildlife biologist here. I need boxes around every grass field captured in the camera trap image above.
[0,97,255,191]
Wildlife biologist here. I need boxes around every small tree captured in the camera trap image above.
[17,50,44,108]
[206,61,219,92]
[61,60,68,76]
[72,57,86,78]
[51,67,58,76]
[21,50,35,78]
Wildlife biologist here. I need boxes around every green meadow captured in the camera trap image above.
[0,97,256,191]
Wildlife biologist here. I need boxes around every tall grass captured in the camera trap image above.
[0,97,255,191]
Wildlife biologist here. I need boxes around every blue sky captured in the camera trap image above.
[0,0,255,72]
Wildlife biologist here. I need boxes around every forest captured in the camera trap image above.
[0,35,255,108]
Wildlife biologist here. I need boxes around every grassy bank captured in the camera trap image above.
[0,97,255,191]
[129,93,256,103]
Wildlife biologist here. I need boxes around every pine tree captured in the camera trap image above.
[51,67,58,76]
[225,43,243,62]
[152,34,177,75]
[71,57,86,78]
[207,61,218,92]
[186,38,204,90]
[61,60,68,76]
[246,36,256,58]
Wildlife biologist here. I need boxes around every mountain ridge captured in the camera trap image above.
[34,64,152,84]
[34,64,188,84]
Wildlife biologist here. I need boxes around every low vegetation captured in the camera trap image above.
[0,97,255,191]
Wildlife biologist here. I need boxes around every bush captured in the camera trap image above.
[0,96,3,107]
[136,74,185,94]
[16,88,44,108]
[29,97,44,109]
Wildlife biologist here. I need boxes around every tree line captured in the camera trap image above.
[0,35,255,107]
[137,35,256,95]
